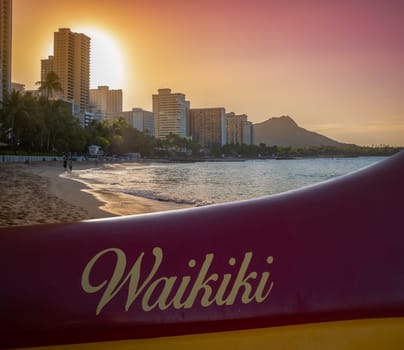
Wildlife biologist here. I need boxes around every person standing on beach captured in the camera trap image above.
[68,157,73,172]
[63,155,67,171]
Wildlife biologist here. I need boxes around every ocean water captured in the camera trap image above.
[74,157,386,206]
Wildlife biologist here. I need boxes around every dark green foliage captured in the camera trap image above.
[220,143,401,158]
[0,91,85,153]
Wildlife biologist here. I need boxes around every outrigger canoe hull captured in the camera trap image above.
[1,152,404,349]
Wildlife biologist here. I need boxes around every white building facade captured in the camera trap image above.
[106,108,154,136]
[131,108,154,136]
[152,88,189,139]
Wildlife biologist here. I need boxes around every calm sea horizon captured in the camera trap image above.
[74,156,387,206]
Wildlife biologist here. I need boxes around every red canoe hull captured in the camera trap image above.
[1,152,404,348]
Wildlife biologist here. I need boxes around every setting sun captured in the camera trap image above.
[74,27,125,89]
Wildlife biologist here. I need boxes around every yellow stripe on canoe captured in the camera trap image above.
[19,317,404,350]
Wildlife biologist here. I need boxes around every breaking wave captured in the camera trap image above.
[115,189,214,207]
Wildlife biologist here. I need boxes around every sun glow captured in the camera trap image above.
[74,27,126,89]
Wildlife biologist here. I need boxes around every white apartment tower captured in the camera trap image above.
[131,108,154,136]
[89,85,123,119]
[152,88,189,139]
[0,0,12,103]
[53,28,90,114]
[107,108,154,136]
[243,121,253,145]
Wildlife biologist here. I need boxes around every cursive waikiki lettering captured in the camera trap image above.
[81,247,275,315]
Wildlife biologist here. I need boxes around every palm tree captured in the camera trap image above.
[36,71,63,99]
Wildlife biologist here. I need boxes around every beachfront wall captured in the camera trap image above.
[1,152,404,349]
[0,155,64,163]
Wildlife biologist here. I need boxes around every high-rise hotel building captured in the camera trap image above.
[226,112,253,145]
[152,88,189,139]
[89,85,123,119]
[53,28,90,115]
[40,56,54,82]
[39,55,54,97]
[189,108,227,146]
[0,0,12,103]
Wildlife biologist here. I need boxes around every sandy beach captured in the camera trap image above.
[0,160,191,228]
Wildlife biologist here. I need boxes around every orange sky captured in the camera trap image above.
[12,0,404,146]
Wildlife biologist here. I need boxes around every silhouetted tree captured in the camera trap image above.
[0,90,30,150]
[36,71,63,99]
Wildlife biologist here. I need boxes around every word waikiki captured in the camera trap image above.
[81,247,275,315]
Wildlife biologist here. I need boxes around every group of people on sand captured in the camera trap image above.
[63,154,73,172]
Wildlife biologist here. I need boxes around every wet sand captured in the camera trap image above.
[0,161,191,228]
